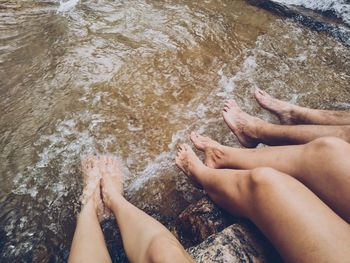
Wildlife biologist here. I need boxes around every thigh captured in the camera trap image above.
[300,137,350,222]
[247,167,350,263]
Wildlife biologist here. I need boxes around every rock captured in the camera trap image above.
[188,224,282,263]
[174,196,236,248]
[175,196,282,262]
[246,0,350,46]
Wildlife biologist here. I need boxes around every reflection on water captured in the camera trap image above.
[0,0,349,261]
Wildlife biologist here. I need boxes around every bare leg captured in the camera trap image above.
[190,133,350,222]
[176,145,350,263]
[222,99,350,145]
[255,88,350,125]
[69,157,112,263]
[100,156,194,263]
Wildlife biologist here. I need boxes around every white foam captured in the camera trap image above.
[12,111,118,199]
[127,152,173,192]
[272,0,350,26]
[216,55,258,98]
[57,0,79,13]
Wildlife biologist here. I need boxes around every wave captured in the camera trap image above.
[272,0,350,26]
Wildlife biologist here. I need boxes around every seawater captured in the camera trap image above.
[272,0,350,26]
[0,0,349,261]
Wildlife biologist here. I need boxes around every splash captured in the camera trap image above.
[272,0,350,26]
[57,0,79,13]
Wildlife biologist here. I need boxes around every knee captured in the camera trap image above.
[147,234,183,263]
[245,168,288,210]
[248,167,281,191]
[307,137,348,155]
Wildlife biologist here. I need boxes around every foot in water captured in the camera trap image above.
[254,88,297,124]
[81,156,106,221]
[176,144,206,188]
[100,156,123,209]
[222,99,262,148]
[81,155,121,221]
[190,132,226,169]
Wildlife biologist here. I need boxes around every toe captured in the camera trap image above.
[183,143,190,151]
[224,101,231,108]
[106,155,113,165]
[175,156,184,170]
[190,132,203,150]
[181,143,189,151]
[228,99,238,108]
[254,88,262,98]
[85,155,95,169]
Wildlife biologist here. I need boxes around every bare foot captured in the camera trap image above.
[100,156,123,209]
[175,144,206,188]
[81,156,106,221]
[190,132,226,169]
[222,100,262,148]
[254,88,297,124]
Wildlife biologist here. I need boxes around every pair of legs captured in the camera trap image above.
[69,156,193,263]
[174,91,350,261]
[176,135,350,263]
[222,88,350,147]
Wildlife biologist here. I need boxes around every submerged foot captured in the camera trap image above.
[190,132,226,169]
[222,99,261,148]
[254,88,296,124]
[176,144,206,188]
[100,156,123,209]
[81,155,122,221]
[81,156,106,221]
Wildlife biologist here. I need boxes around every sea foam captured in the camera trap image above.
[272,0,350,26]
[57,0,79,13]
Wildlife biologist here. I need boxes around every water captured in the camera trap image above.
[272,0,350,26]
[0,0,349,262]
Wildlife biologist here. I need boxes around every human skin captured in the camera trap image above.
[69,156,194,263]
[222,89,350,147]
[190,132,350,222]
[176,143,350,263]
[254,88,350,126]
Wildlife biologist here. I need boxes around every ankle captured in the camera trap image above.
[289,105,308,123]
[79,198,98,219]
[251,119,266,140]
[110,194,126,212]
[191,159,207,175]
[212,145,228,167]
[255,120,275,143]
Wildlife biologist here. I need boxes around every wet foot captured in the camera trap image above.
[81,156,106,221]
[100,156,124,209]
[254,88,296,124]
[222,99,262,148]
[190,132,226,169]
[176,144,206,188]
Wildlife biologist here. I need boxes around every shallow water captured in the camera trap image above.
[0,0,349,261]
